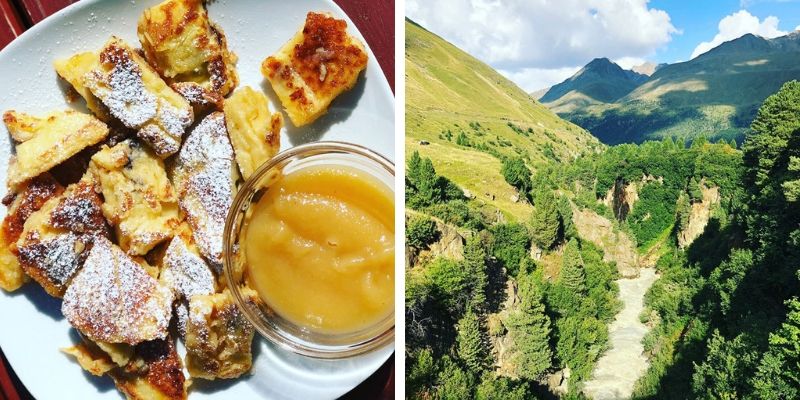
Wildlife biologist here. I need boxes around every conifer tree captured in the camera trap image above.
[505,273,553,380]
[752,298,800,399]
[560,238,586,294]
[688,177,703,203]
[462,236,488,310]
[456,308,489,372]
[436,355,476,399]
[407,151,422,184]
[530,190,559,249]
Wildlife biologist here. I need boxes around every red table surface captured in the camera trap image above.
[0,1,396,399]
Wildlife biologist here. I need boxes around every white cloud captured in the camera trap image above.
[405,0,677,71]
[691,10,787,59]
[796,24,800,30]
[499,66,582,93]
[614,57,648,70]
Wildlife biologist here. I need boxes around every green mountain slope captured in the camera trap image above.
[405,19,601,221]
[541,58,648,111]
[551,32,800,145]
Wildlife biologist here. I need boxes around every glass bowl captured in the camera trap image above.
[223,141,395,359]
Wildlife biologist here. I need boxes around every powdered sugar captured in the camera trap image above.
[17,231,83,289]
[161,236,216,300]
[174,113,235,269]
[84,39,191,157]
[62,236,174,345]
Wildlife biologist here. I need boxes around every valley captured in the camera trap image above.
[405,17,800,400]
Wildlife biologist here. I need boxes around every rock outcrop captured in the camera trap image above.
[677,184,720,248]
[489,280,519,378]
[572,207,639,277]
[405,211,465,268]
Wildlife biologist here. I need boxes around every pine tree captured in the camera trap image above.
[408,151,422,184]
[752,298,800,399]
[557,195,576,240]
[501,157,532,198]
[456,308,489,372]
[692,330,759,400]
[505,273,553,380]
[462,236,488,310]
[414,158,439,207]
[688,177,703,203]
[436,355,476,399]
[530,190,559,249]
[560,238,586,294]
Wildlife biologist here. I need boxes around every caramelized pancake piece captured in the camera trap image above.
[90,140,180,255]
[138,0,238,107]
[62,341,116,376]
[62,236,174,344]
[55,37,193,158]
[110,339,188,400]
[160,234,216,336]
[54,52,112,121]
[0,175,63,292]
[224,86,282,179]
[3,110,109,189]
[173,112,237,270]
[261,12,367,126]
[16,177,109,297]
[185,289,257,379]
[64,336,185,400]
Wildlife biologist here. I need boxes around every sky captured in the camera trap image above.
[406,0,800,93]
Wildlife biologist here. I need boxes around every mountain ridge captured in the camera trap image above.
[542,32,800,144]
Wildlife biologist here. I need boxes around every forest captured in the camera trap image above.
[405,81,800,399]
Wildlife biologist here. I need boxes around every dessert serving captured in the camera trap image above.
[0,0,391,399]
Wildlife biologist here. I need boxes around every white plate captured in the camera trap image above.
[0,0,395,399]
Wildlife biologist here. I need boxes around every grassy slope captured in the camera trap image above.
[405,19,600,221]
[556,37,800,144]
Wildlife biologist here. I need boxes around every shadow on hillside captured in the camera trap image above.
[485,257,508,314]
[632,217,745,399]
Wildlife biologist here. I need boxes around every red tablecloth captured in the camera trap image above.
[0,1,395,399]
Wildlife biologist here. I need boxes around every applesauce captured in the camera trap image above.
[243,164,394,334]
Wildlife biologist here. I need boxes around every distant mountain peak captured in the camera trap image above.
[540,58,648,104]
[631,62,664,77]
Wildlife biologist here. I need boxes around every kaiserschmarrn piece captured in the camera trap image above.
[0,174,64,292]
[261,12,367,126]
[109,338,188,400]
[173,112,237,270]
[224,86,282,179]
[16,177,109,297]
[185,289,257,380]
[65,336,187,400]
[54,37,193,158]
[89,140,180,255]
[54,52,112,121]
[62,236,175,345]
[160,234,217,336]
[138,0,239,108]
[3,110,109,189]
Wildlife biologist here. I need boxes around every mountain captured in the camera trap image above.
[530,87,550,100]
[405,18,601,221]
[550,32,800,144]
[631,62,666,76]
[539,58,648,113]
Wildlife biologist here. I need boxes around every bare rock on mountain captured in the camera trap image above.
[678,184,720,248]
[572,207,639,277]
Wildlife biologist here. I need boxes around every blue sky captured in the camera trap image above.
[651,0,800,63]
[407,0,800,92]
